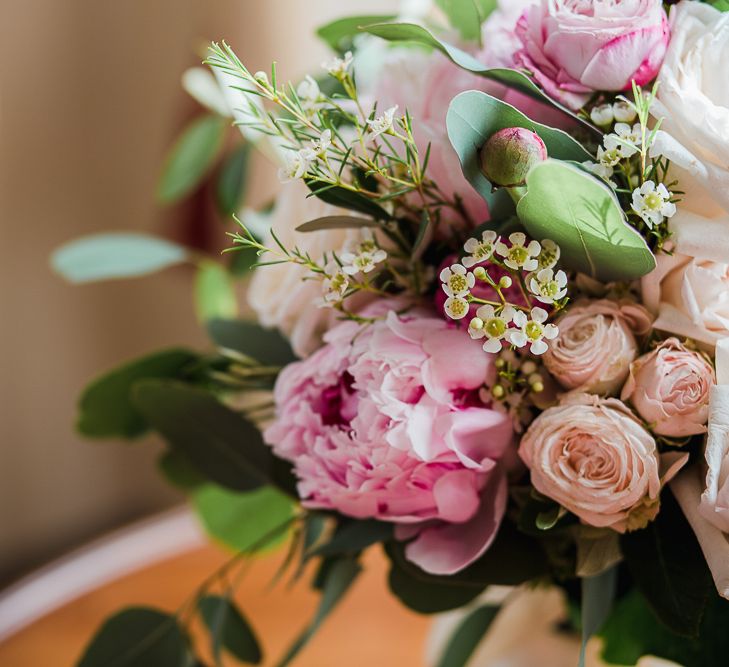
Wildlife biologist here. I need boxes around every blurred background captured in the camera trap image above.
[0,0,395,584]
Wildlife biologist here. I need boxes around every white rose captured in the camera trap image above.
[650,1,729,260]
[247,181,370,357]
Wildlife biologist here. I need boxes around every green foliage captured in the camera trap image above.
[707,0,729,11]
[295,215,380,233]
[206,318,297,365]
[194,261,238,323]
[216,143,250,216]
[76,607,188,667]
[132,380,297,495]
[517,160,656,282]
[193,484,294,552]
[158,449,207,491]
[51,233,188,284]
[198,595,262,664]
[446,90,590,207]
[434,604,500,667]
[157,114,227,204]
[309,519,393,558]
[316,14,396,53]
[620,490,713,638]
[276,556,361,667]
[579,568,617,667]
[77,349,199,439]
[304,179,391,219]
[436,0,497,44]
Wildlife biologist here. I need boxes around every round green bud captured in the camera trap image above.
[473,266,487,280]
[492,384,505,399]
[498,276,513,290]
[479,127,548,188]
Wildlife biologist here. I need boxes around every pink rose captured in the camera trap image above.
[519,394,687,532]
[265,305,514,574]
[516,0,670,110]
[543,299,653,395]
[622,338,715,437]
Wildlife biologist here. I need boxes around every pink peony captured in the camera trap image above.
[519,393,687,532]
[264,304,514,574]
[622,338,715,437]
[515,0,670,110]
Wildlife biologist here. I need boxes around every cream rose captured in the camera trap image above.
[520,394,686,532]
[543,299,653,395]
[642,253,729,349]
[622,338,715,437]
[650,2,729,259]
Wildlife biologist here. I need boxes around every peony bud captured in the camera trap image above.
[480,127,548,188]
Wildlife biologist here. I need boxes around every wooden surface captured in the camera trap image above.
[0,545,430,667]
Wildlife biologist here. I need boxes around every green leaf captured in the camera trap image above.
[435,604,500,667]
[77,349,198,439]
[216,144,251,216]
[206,318,296,365]
[316,14,396,53]
[276,557,361,667]
[52,233,188,284]
[579,568,617,667]
[310,519,393,558]
[157,114,227,203]
[77,607,187,667]
[621,490,713,638]
[158,449,207,491]
[132,380,297,495]
[361,22,597,133]
[708,0,729,11]
[446,90,591,207]
[198,595,262,665]
[193,484,294,552]
[194,261,238,323]
[436,0,489,44]
[517,160,656,281]
[296,215,379,233]
[304,178,391,220]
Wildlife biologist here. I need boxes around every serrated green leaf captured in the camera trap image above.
[77,349,198,439]
[52,233,188,284]
[216,143,251,216]
[517,160,656,281]
[158,114,227,204]
[435,604,500,667]
[316,14,396,53]
[77,607,187,667]
[198,595,262,665]
[446,90,591,208]
[194,261,238,323]
[296,215,379,233]
[193,484,293,552]
[206,318,296,365]
[132,380,297,495]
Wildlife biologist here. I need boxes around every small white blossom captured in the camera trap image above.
[470,305,516,353]
[583,160,614,181]
[597,145,622,168]
[323,51,353,78]
[309,129,332,157]
[496,232,541,272]
[253,71,270,86]
[590,104,614,127]
[536,239,560,270]
[613,100,637,124]
[631,181,677,229]
[444,296,470,320]
[507,307,558,356]
[440,263,475,297]
[340,229,387,275]
[529,268,568,305]
[604,122,641,158]
[367,105,398,138]
[463,230,499,268]
[277,148,315,183]
[297,76,323,112]
[320,261,349,305]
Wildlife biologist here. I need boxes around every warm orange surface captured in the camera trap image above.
[0,545,430,667]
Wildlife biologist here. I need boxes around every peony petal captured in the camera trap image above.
[432,469,481,523]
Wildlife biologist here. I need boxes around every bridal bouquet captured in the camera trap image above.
[53,1,729,666]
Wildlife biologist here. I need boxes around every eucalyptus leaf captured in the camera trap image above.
[132,380,297,495]
[446,90,591,207]
[158,449,207,491]
[198,595,262,665]
[194,261,238,323]
[206,318,296,365]
[517,160,656,281]
[216,143,251,216]
[77,349,198,439]
[316,14,396,53]
[435,0,485,44]
[193,484,294,552]
[296,215,380,233]
[52,233,188,284]
[435,604,501,667]
[77,607,187,667]
[157,114,227,203]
